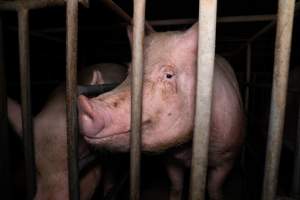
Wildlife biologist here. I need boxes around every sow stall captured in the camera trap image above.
[0,0,299,199]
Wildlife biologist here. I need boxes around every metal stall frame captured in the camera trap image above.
[262,1,296,200]
[189,0,218,200]
[0,0,88,199]
[66,0,80,199]
[130,0,146,199]
[18,8,36,200]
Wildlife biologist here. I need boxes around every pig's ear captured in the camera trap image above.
[90,70,104,85]
[127,25,155,49]
[182,23,199,54]
[7,97,23,137]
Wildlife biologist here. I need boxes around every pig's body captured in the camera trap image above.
[78,24,244,200]
[8,63,127,200]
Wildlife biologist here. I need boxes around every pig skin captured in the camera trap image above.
[7,63,127,200]
[78,24,245,200]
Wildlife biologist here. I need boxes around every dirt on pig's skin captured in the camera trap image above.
[7,63,127,200]
[78,23,245,200]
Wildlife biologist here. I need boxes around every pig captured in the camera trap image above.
[7,63,127,200]
[78,24,244,200]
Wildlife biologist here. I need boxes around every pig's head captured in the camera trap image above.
[78,23,199,152]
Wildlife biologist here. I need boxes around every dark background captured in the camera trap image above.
[1,0,300,199]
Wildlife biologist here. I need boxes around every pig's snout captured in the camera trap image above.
[78,95,105,137]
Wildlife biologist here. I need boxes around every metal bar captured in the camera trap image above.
[100,0,154,32]
[230,1,300,57]
[244,43,251,113]
[130,0,146,199]
[77,83,119,96]
[0,0,88,11]
[262,0,296,200]
[18,8,36,200]
[242,82,300,94]
[148,15,276,26]
[189,0,218,199]
[0,16,11,200]
[292,102,300,198]
[66,0,79,199]
[0,0,64,11]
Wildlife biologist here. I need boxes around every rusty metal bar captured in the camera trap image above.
[0,0,88,11]
[66,0,79,199]
[262,0,296,200]
[244,43,251,113]
[100,0,154,32]
[189,0,218,200]
[18,8,36,200]
[0,16,11,199]
[292,103,300,198]
[130,0,146,199]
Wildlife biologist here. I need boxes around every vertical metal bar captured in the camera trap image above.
[66,0,79,199]
[130,0,146,199]
[0,16,11,200]
[244,43,251,113]
[292,104,300,198]
[18,8,36,200]
[262,0,296,200]
[189,0,218,200]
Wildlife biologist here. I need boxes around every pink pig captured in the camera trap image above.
[78,24,244,200]
[8,63,127,200]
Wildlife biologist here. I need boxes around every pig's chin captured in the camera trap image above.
[83,130,131,151]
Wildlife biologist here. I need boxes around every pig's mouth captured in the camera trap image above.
[83,130,130,143]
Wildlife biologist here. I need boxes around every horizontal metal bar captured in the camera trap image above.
[243,82,300,94]
[130,0,146,199]
[149,15,276,26]
[18,8,36,200]
[189,0,218,200]
[100,0,154,32]
[77,83,119,96]
[262,0,296,199]
[66,0,79,199]
[0,0,88,11]
[230,1,300,57]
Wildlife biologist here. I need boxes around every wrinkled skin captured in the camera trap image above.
[78,24,244,200]
[7,63,127,200]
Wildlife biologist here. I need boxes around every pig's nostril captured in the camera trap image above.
[78,95,107,137]
[78,95,94,119]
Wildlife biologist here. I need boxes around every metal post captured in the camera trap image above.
[18,8,36,200]
[292,103,300,198]
[0,16,11,200]
[262,0,296,200]
[189,0,218,200]
[130,0,146,199]
[66,0,79,199]
[245,43,251,113]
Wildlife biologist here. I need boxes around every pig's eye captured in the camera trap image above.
[166,73,173,79]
